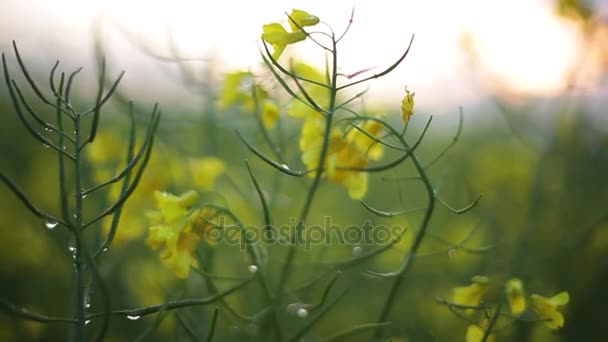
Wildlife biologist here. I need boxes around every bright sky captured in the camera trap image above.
[0,0,586,113]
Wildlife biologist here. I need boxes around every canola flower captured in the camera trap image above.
[401,86,415,125]
[146,190,222,278]
[465,319,496,342]
[189,157,226,191]
[505,278,527,316]
[287,62,385,199]
[452,275,489,314]
[261,9,320,59]
[530,291,569,329]
[220,71,281,129]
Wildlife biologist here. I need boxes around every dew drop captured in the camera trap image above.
[352,246,363,256]
[102,247,109,253]
[44,127,52,132]
[81,194,87,199]
[45,220,58,230]
[248,265,258,273]
[126,315,141,321]
[42,144,50,149]
[297,308,309,318]
[279,163,291,170]
[448,248,457,258]
[85,320,91,325]
[68,246,76,252]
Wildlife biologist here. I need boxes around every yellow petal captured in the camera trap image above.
[262,100,280,129]
[344,172,368,199]
[530,291,569,329]
[288,9,320,32]
[401,87,415,125]
[505,278,527,316]
[189,157,226,191]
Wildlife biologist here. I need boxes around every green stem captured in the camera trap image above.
[276,39,339,293]
[73,115,86,341]
[374,138,436,337]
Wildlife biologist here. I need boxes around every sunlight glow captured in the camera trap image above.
[1,0,587,108]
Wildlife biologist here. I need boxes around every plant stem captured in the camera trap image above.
[276,40,339,293]
[73,115,87,341]
[374,138,436,337]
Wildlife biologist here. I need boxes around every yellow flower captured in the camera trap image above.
[146,190,203,278]
[287,62,329,119]
[153,190,199,223]
[190,207,221,244]
[453,276,489,314]
[299,118,372,199]
[189,157,226,191]
[261,23,306,60]
[161,231,200,279]
[85,132,124,165]
[288,9,320,32]
[530,291,569,329]
[261,9,319,60]
[261,100,280,129]
[220,71,254,110]
[466,319,496,342]
[219,71,280,127]
[401,87,415,125]
[506,278,527,316]
[346,116,385,160]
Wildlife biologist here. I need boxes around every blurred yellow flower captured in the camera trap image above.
[299,118,372,199]
[262,100,280,129]
[288,62,328,119]
[506,278,527,316]
[220,71,280,127]
[346,116,385,160]
[189,157,226,191]
[85,131,124,165]
[466,319,496,342]
[220,71,254,110]
[401,87,415,125]
[530,291,569,329]
[452,275,489,314]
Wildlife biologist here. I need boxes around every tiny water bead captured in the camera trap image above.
[297,308,309,318]
[45,220,58,230]
[248,265,258,273]
[352,246,363,256]
[126,315,141,321]
[448,248,457,258]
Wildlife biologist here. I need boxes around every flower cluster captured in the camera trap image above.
[86,132,227,245]
[451,276,569,341]
[220,71,280,129]
[261,9,320,59]
[288,63,385,199]
[146,190,220,278]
